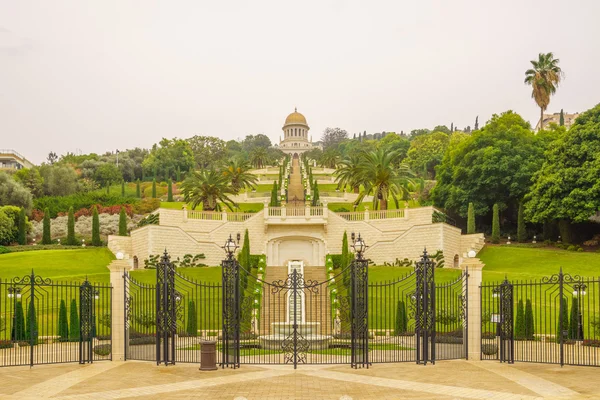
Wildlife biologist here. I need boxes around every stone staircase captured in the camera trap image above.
[260,266,331,336]
[462,233,486,258]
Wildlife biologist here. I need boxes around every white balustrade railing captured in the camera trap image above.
[336,212,365,221]
[269,207,282,217]
[369,209,405,220]
[227,213,254,222]
[187,210,222,220]
[286,207,305,217]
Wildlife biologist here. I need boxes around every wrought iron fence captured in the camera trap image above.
[0,273,112,367]
[481,269,600,367]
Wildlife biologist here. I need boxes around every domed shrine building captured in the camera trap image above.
[278,108,315,156]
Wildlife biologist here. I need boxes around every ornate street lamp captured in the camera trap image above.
[7,286,21,299]
[222,234,239,259]
[573,282,587,341]
[351,232,367,260]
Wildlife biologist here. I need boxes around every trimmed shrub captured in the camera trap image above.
[394,300,408,335]
[11,301,25,341]
[482,344,498,355]
[582,340,600,347]
[93,344,111,356]
[167,179,173,202]
[186,300,197,336]
[517,202,526,242]
[42,207,52,244]
[341,231,349,268]
[467,202,475,234]
[66,206,77,245]
[524,299,535,340]
[17,208,27,245]
[121,181,125,197]
[568,297,580,340]
[556,297,569,343]
[129,336,156,345]
[91,206,101,246]
[69,299,80,341]
[515,299,525,339]
[152,178,157,198]
[136,180,141,198]
[25,302,38,344]
[118,207,127,236]
[491,204,500,244]
[0,245,9,254]
[58,300,69,342]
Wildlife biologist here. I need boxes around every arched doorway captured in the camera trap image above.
[453,254,459,268]
[266,236,326,266]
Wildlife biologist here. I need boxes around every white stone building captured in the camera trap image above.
[278,108,315,156]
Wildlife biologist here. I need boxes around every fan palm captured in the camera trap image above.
[334,154,362,193]
[524,52,563,130]
[354,149,415,210]
[320,148,340,169]
[181,169,237,211]
[249,147,268,169]
[221,159,257,194]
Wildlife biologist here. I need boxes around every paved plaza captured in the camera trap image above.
[0,360,598,400]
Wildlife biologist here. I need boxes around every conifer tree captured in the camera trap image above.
[119,207,128,236]
[515,299,525,339]
[557,297,569,343]
[167,179,173,202]
[58,299,69,341]
[69,299,80,341]
[467,203,475,234]
[270,181,278,207]
[25,301,38,344]
[242,229,250,269]
[152,178,157,198]
[121,181,125,197]
[524,299,535,340]
[568,297,580,340]
[341,231,349,268]
[11,301,25,341]
[517,202,526,242]
[491,204,500,244]
[186,300,198,336]
[17,208,27,245]
[394,300,408,335]
[66,206,76,245]
[176,166,181,182]
[42,207,52,244]
[136,180,141,198]
[559,109,565,126]
[91,206,101,246]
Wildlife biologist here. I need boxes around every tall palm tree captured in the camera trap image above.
[354,149,415,210]
[334,154,362,193]
[180,169,237,211]
[221,159,258,194]
[249,147,268,169]
[320,148,340,169]
[524,52,564,130]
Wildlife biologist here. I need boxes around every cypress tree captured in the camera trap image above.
[119,207,128,236]
[91,206,101,246]
[394,300,408,335]
[517,202,526,242]
[467,203,475,234]
[515,299,525,340]
[42,207,52,244]
[11,301,25,341]
[17,208,27,245]
[121,181,125,197]
[69,299,80,341]
[167,179,173,202]
[106,182,110,195]
[25,302,38,344]
[241,229,250,269]
[58,299,69,341]
[524,299,535,340]
[176,166,181,182]
[557,297,569,343]
[341,231,349,268]
[152,178,157,198]
[136,180,141,198]
[66,206,76,245]
[568,297,580,340]
[186,300,197,336]
[491,204,500,244]
[270,181,278,207]
[559,109,565,126]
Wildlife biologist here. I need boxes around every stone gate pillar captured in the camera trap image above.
[108,260,128,361]
[463,258,484,360]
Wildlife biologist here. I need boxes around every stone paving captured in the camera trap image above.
[0,360,598,399]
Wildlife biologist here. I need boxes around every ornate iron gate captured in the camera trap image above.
[415,250,436,365]
[481,269,600,367]
[0,273,111,367]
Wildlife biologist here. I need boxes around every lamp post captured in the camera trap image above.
[573,282,587,341]
[351,232,367,260]
[8,286,22,341]
[222,234,240,260]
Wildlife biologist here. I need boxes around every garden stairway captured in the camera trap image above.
[260,266,331,337]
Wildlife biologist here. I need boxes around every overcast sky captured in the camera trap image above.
[1,0,599,164]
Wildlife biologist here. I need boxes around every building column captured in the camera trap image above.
[463,259,484,360]
[108,261,129,361]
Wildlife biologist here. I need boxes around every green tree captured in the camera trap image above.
[119,207,127,236]
[0,173,33,214]
[432,111,543,219]
[559,109,565,126]
[186,301,197,336]
[491,204,500,244]
[38,165,79,197]
[557,297,568,343]
[121,181,125,196]
[69,299,80,341]
[568,297,580,340]
[334,155,362,193]
[517,202,526,242]
[66,206,76,245]
[249,147,268,169]
[515,299,525,340]
[394,300,408,335]
[136,180,141,198]
[270,181,279,207]
[91,206,101,246]
[13,167,44,198]
[11,301,25,341]
[341,231,349,268]
[353,149,415,210]
[25,301,38,344]
[42,207,52,244]
[524,299,535,340]
[221,159,258,194]
[143,137,195,179]
[405,131,450,179]
[467,203,475,234]
[524,52,563,131]
[525,104,600,225]
[181,169,237,211]
[58,300,69,341]
[94,162,123,188]
[238,229,250,270]
[167,179,173,202]
[17,207,27,245]
[312,181,320,206]
[151,178,157,198]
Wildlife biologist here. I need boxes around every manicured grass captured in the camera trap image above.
[328,199,421,212]
[479,245,600,282]
[130,266,222,284]
[160,202,264,212]
[0,248,115,283]
[369,266,461,283]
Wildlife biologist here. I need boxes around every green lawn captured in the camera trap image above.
[328,199,421,212]
[160,202,264,213]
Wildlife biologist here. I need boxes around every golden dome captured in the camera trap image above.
[284,108,308,127]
